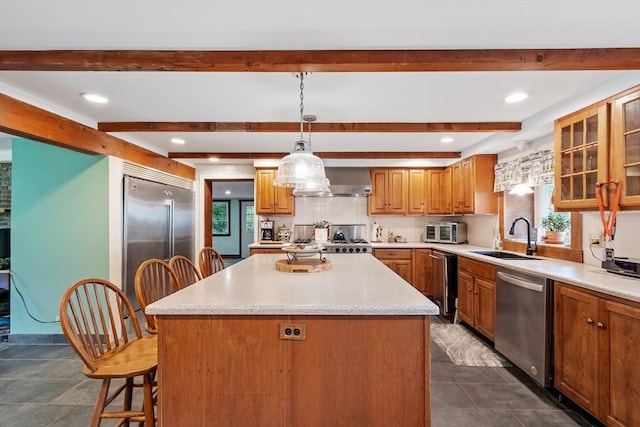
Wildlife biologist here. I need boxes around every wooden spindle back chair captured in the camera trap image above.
[168,255,202,289]
[198,247,226,278]
[59,278,157,426]
[135,258,180,333]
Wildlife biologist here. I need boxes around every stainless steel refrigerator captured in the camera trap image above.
[123,175,195,309]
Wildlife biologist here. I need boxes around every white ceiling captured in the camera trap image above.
[1,0,639,167]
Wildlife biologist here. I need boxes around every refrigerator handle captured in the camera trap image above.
[166,197,175,258]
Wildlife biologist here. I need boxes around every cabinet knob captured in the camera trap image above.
[597,322,605,329]
[468,287,472,292]
[473,291,478,295]
[586,318,594,324]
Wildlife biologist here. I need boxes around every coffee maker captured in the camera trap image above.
[259,220,275,242]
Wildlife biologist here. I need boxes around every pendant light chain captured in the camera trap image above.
[299,73,305,140]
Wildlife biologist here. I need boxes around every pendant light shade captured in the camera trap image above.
[273,74,330,190]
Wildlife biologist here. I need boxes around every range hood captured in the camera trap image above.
[302,167,372,197]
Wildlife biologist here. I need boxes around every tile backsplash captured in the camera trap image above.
[263,197,497,246]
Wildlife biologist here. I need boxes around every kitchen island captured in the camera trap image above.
[147,253,438,426]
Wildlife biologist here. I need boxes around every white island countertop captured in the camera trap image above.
[147,253,438,316]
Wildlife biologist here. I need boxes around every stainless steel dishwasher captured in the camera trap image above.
[495,267,552,387]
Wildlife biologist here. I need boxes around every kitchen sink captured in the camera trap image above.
[471,250,540,260]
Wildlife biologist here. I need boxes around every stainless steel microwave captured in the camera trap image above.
[423,222,467,244]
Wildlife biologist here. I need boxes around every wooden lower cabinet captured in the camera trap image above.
[157,315,430,426]
[374,249,413,284]
[554,282,640,426]
[249,247,284,255]
[413,249,433,295]
[457,257,496,341]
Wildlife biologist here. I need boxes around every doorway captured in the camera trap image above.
[204,179,254,258]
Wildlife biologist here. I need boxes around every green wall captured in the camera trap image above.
[10,138,109,336]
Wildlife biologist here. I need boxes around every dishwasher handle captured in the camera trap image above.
[497,271,544,293]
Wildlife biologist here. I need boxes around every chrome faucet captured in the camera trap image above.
[509,216,536,256]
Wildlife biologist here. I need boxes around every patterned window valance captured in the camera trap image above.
[494,149,555,192]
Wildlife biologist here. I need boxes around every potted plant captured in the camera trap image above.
[541,212,571,244]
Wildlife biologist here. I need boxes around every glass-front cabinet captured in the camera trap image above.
[554,103,609,210]
[612,88,640,207]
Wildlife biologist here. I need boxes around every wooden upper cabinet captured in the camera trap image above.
[451,155,497,214]
[368,168,408,215]
[611,88,640,208]
[426,169,448,214]
[554,103,610,210]
[408,169,427,214]
[255,168,294,215]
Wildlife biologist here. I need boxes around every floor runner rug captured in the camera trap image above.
[430,323,512,367]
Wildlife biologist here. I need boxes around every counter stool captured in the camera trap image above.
[198,247,226,278]
[59,278,157,427]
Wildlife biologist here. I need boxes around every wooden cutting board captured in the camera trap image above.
[275,258,332,273]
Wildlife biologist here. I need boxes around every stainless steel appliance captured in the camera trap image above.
[259,220,275,242]
[123,175,194,309]
[495,267,552,387]
[603,257,640,279]
[430,251,457,321]
[292,224,372,254]
[423,222,467,244]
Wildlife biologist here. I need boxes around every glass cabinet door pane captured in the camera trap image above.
[573,175,584,200]
[625,99,640,132]
[586,173,598,199]
[586,115,599,143]
[561,152,572,175]
[561,177,571,200]
[586,145,598,171]
[625,133,640,164]
[574,149,584,173]
[626,165,640,197]
[573,121,584,148]
[561,126,571,150]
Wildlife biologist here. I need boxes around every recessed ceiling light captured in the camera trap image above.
[170,138,186,145]
[80,93,109,104]
[224,190,232,195]
[208,157,219,162]
[504,92,529,103]
[440,136,454,143]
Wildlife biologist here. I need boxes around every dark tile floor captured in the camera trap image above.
[0,316,602,427]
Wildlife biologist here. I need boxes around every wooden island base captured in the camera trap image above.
[157,315,431,427]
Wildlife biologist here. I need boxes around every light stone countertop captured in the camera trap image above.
[146,253,439,316]
[372,242,640,303]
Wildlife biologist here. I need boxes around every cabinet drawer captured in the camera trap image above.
[374,249,413,260]
[458,256,496,281]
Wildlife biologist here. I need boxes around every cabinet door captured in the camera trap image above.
[457,270,474,326]
[451,162,463,213]
[388,169,408,214]
[426,169,445,214]
[369,169,389,214]
[413,249,432,294]
[611,89,640,208]
[408,169,426,214]
[474,277,495,341]
[443,166,453,214]
[256,169,276,214]
[393,259,413,284]
[599,300,640,426]
[460,158,474,213]
[273,185,294,214]
[554,284,599,415]
[554,104,609,210]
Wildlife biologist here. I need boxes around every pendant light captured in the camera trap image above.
[273,73,330,191]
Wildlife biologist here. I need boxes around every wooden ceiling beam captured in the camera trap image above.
[169,151,461,160]
[2,48,640,72]
[0,93,195,180]
[99,121,521,133]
